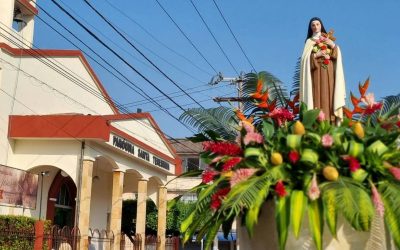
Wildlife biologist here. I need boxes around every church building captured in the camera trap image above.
[0,0,182,249]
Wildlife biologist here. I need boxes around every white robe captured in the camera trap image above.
[299,38,346,119]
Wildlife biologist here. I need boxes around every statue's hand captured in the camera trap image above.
[326,39,336,48]
[315,50,325,58]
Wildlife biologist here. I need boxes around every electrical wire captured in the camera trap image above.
[211,0,256,72]
[103,0,212,77]
[189,0,239,75]
[154,0,218,74]
[59,0,206,86]
[49,0,193,116]
[82,0,206,110]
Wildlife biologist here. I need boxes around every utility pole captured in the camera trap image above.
[209,72,247,111]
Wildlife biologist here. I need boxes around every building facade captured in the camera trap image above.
[0,1,181,249]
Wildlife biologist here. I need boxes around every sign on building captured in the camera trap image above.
[0,165,38,208]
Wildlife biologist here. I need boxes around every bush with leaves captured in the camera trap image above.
[175,75,400,250]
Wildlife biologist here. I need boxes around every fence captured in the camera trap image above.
[120,234,179,250]
[43,225,80,250]
[88,228,114,250]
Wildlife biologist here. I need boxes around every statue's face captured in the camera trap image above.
[311,20,321,33]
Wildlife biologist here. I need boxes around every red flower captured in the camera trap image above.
[275,180,287,198]
[202,169,218,184]
[323,59,330,65]
[344,156,361,172]
[222,157,242,171]
[268,108,295,126]
[210,188,230,210]
[321,45,327,50]
[288,151,300,164]
[397,120,400,128]
[364,102,383,115]
[203,141,242,156]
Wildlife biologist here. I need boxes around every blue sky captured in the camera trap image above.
[33,0,400,138]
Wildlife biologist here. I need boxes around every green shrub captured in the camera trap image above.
[0,215,51,250]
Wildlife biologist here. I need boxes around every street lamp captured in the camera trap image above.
[39,171,49,220]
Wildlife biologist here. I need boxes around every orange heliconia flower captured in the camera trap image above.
[235,109,253,124]
[359,78,370,97]
[251,79,264,99]
[257,101,269,109]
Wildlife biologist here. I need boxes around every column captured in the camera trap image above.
[110,170,124,250]
[78,159,94,250]
[136,179,148,250]
[157,186,167,250]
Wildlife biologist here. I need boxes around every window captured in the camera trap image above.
[185,157,199,172]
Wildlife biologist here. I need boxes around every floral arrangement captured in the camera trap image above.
[176,76,400,250]
[312,29,336,66]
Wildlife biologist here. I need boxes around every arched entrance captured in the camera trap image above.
[46,170,77,227]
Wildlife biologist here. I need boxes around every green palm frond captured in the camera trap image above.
[179,107,238,140]
[219,172,272,233]
[379,181,400,249]
[290,57,301,98]
[242,71,289,107]
[321,178,374,231]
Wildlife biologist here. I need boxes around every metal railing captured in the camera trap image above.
[88,228,114,250]
[43,225,80,250]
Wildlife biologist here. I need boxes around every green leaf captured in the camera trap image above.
[308,200,324,250]
[204,218,224,250]
[262,120,275,140]
[275,196,290,250]
[245,179,271,237]
[322,188,337,238]
[290,190,307,238]
[302,109,321,128]
[321,178,373,231]
[379,182,400,249]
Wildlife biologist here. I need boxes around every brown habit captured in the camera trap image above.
[310,46,338,121]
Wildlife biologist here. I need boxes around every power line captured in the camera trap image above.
[59,0,206,86]
[189,0,239,75]
[49,0,192,116]
[35,3,192,115]
[211,0,256,72]
[82,0,206,110]
[103,0,213,77]
[154,0,218,74]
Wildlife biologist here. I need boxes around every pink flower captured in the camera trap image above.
[371,183,384,217]
[361,93,383,114]
[210,188,230,210]
[321,134,334,148]
[389,167,400,180]
[203,141,242,156]
[317,110,326,122]
[275,180,287,198]
[240,121,255,133]
[288,151,300,164]
[211,156,223,164]
[230,168,257,187]
[243,132,264,145]
[268,108,295,127]
[307,174,320,201]
[202,169,218,184]
[361,93,376,107]
[222,157,242,171]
